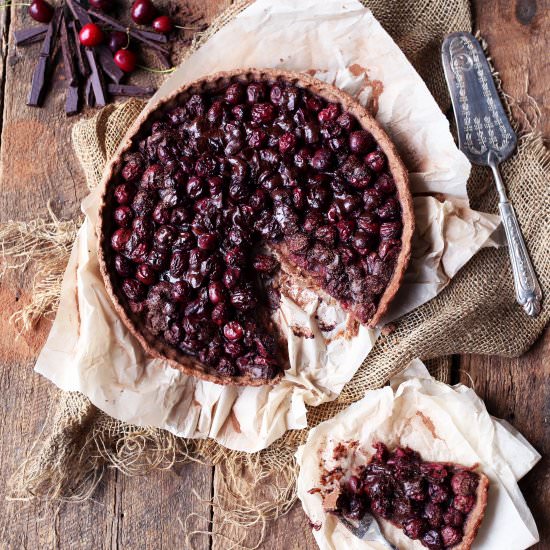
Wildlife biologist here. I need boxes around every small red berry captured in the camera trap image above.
[131,0,157,25]
[79,23,104,48]
[28,0,53,23]
[152,15,173,34]
[114,49,137,73]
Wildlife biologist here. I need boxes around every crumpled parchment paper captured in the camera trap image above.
[36,0,501,452]
[296,359,540,550]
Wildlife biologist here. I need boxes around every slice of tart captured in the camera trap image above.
[98,69,414,385]
[321,442,489,550]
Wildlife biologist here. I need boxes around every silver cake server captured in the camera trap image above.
[441,32,542,316]
[339,513,397,549]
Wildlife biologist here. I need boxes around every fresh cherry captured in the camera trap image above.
[108,31,129,53]
[130,0,157,25]
[114,49,137,73]
[28,0,53,23]
[152,15,173,34]
[79,23,104,48]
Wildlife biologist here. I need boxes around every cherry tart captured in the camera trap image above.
[323,443,489,550]
[98,70,414,386]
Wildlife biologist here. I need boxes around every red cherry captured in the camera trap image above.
[28,0,54,23]
[88,0,112,10]
[79,23,104,47]
[152,15,173,34]
[114,49,137,73]
[131,0,157,25]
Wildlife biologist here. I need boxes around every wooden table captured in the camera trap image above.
[0,1,548,548]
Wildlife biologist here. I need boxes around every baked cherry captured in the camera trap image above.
[114,206,133,227]
[115,254,133,277]
[349,130,374,154]
[79,23,104,47]
[223,321,243,341]
[136,263,156,285]
[441,526,462,547]
[224,83,244,105]
[28,0,54,23]
[111,228,131,252]
[114,49,137,73]
[450,471,478,496]
[131,0,157,24]
[122,278,146,301]
[152,15,173,33]
[365,150,386,173]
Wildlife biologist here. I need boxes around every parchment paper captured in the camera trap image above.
[296,359,540,550]
[35,0,502,452]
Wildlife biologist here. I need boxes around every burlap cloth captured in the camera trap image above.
[4,0,549,544]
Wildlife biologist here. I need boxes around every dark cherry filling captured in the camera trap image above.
[334,443,480,549]
[108,78,403,380]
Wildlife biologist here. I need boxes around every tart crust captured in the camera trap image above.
[322,465,489,549]
[97,69,414,386]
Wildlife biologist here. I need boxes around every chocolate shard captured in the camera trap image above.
[68,20,90,78]
[96,45,124,83]
[14,25,48,47]
[84,48,107,107]
[107,84,156,97]
[27,8,62,107]
[88,8,170,55]
[131,28,168,44]
[66,0,107,107]
[60,14,78,85]
[66,0,91,25]
[85,74,95,107]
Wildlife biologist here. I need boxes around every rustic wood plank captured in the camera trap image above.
[474,0,550,137]
[0,1,547,550]
[460,329,550,549]
[211,465,317,550]
[0,0,228,548]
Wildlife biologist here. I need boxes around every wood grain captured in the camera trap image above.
[460,329,550,550]
[0,1,228,549]
[0,1,547,549]
[474,0,550,138]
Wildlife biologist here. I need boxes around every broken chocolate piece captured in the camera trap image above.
[27,8,62,107]
[14,25,47,47]
[66,0,107,107]
[96,44,124,83]
[85,74,95,107]
[68,20,90,78]
[60,14,78,85]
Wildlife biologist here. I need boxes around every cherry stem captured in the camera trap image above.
[0,2,32,6]
[138,65,176,74]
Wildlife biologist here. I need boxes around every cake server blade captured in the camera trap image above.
[339,513,397,549]
[441,32,542,316]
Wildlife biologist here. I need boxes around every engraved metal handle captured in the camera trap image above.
[489,154,542,316]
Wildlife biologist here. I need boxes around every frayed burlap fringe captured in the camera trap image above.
[0,202,80,331]
[5,0,550,547]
